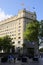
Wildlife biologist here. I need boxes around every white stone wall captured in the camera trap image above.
[0,9,36,50]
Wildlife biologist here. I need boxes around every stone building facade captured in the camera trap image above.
[0,9,36,53]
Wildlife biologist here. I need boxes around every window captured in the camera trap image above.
[10,32,11,33]
[19,22,20,24]
[12,34,14,36]
[31,15,33,17]
[18,29,21,31]
[18,41,20,44]
[14,37,16,39]
[12,42,15,44]
[18,37,21,39]
[19,26,21,28]
[18,33,20,35]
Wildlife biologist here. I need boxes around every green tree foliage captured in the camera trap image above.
[23,20,40,56]
[0,35,13,52]
[0,37,3,50]
[39,20,43,37]
[3,35,13,52]
[39,48,43,52]
[39,20,43,47]
[24,20,40,42]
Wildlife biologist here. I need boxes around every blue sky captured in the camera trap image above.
[0,0,43,21]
